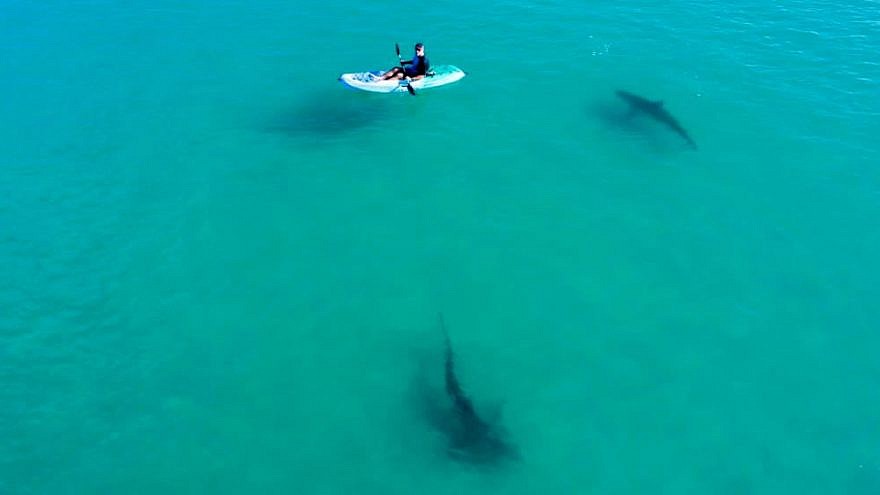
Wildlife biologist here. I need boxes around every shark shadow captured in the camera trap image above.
[264,89,391,142]
[412,314,518,467]
[614,90,697,149]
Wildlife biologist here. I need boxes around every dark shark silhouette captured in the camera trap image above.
[436,313,517,465]
[616,90,697,149]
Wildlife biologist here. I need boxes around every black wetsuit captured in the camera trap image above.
[402,54,429,77]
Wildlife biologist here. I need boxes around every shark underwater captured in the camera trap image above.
[615,90,697,149]
[423,314,518,466]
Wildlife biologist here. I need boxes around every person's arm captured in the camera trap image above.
[400,59,413,66]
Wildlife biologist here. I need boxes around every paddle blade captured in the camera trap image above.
[395,43,401,58]
[406,83,416,96]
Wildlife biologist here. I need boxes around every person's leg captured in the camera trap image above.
[404,68,423,81]
[381,67,405,80]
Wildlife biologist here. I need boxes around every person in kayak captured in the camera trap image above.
[381,43,430,81]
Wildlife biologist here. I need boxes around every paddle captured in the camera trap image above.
[395,43,416,96]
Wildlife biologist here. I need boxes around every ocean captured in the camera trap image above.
[1,0,878,493]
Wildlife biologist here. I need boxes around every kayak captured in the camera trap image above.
[338,64,466,93]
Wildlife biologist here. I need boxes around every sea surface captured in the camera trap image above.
[1,1,879,493]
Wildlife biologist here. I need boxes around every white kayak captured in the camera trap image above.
[339,65,466,93]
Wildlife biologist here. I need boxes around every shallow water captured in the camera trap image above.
[2,1,879,493]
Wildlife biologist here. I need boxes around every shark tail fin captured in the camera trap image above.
[439,312,453,359]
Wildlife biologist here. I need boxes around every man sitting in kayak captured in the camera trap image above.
[381,43,430,81]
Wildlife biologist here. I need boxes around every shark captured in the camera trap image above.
[616,90,697,149]
[432,313,518,466]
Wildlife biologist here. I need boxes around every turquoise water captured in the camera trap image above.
[2,0,879,492]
